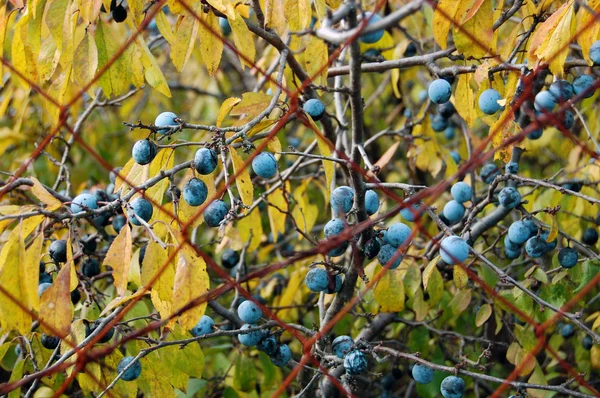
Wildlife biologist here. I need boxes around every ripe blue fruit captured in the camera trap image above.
[505,247,521,259]
[549,80,574,102]
[400,202,423,222]
[381,373,396,390]
[221,248,240,269]
[328,241,349,257]
[332,335,353,358]
[252,152,278,178]
[431,114,448,132]
[478,88,502,115]
[523,218,538,237]
[303,98,326,120]
[128,197,153,226]
[508,221,530,245]
[71,193,98,213]
[440,236,469,264]
[451,182,472,203]
[583,227,599,245]
[39,272,52,284]
[326,274,343,294]
[81,258,100,278]
[305,268,329,292]
[504,235,522,252]
[557,247,578,268]
[238,300,262,323]
[112,215,127,233]
[344,350,367,375]
[428,79,452,104]
[534,91,556,112]
[384,222,411,248]
[450,151,460,164]
[194,148,218,175]
[590,40,600,64]
[154,111,178,134]
[238,324,266,346]
[257,335,278,356]
[525,236,546,258]
[561,323,575,339]
[444,126,455,140]
[131,139,157,165]
[427,79,452,105]
[441,375,466,398]
[359,12,384,44]
[191,315,215,337]
[86,318,115,343]
[480,163,500,183]
[412,363,434,384]
[443,200,465,224]
[204,200,229,227]
[438,102,455,118]
[38,283,52,296]
[583,335,593,350]
[71,288,81,304]
[219,17,231,35]
[41,334,60,350]
[331,186,354,214]
[364,238,381,259]
[117,356,142,381]
[183,178,208,207]
[377,244,402,269]
[498,187,521,209]
[365,189,379,215]
[560,110,575,129]
[270,344,292,367]
[49,240,67,263]
[528,128,543,140]
[573,74,595,98]
[505,161,519,174]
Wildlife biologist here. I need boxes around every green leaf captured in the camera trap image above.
[448,288,471,316]
[95,20,133,96]
[574,260,600,293]
[8,359,24,398]
[475,303,492,327]
[403,263,421,298]
[233,355,257,393]
[426,266,444,307]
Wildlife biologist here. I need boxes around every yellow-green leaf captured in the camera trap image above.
[237,208,263,251]
[229,11,255,69]
[29,176,62,210]
[291,179,318,240]
[449,288,472,316]
[40,259,73,337]
[142,240,175,321]
[305,36,328,87]
[172,245,210,330]
[171,4,201,71]
[95,20,132,96]
[546,214,558,242]
[455,73,476,127]
[267,183,288,240]
[453,0,494,58]
[230,148,254,207]
[374,269,405,312]
[103,224,132,296]
[138,35,172,97]
[307,117,334,202]
[475,303,492,327]
[156,9,175,44]
[198,11,223,75]
[534,2,575,77]
[433,0,460,49]
[217,97,242,127]
[73,31,98,90]
[453,265,468,289]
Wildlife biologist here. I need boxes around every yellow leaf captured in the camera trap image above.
[546,215,558,242]
[278,268,305,320]
[374,270,405,312]
[285,0,311,50]
[156,9,175,44]
[217,97,242,127]
[433,0,460,49]
[263,0,286,34]
[307,117,334,203]
[230,148,254,207]
[422,255,439,290]
[229,11,255,69]
[142,240,175,320]
[25,232,43,311]
[103,224,132,296]
[73,31,98,90]
[267,136,282,156]
[577,0,600,65]
[65,232,78,291]
[490,107,516,163]
[453,0,494,58]
[0,224,31,335]
[267,183,288,240]
[592,345,600,370]
[475,303,492,327]
[172,245,210,330]
[455,73,476,127]
[535,2,575,76]
[230,92,272,118]
[528,1,570,64]
[453,265,468,289]
[99,289,147,318]
[199,11,223,76]
[592,313,600,331]
[29,177,62,210]
[171,4,201,71]
[95,20,133,96]
[138,35,172,97]
[291,179,318,240]
[146,148,175,204]
[40,259,73,337]
[237,208,263,251]
[305,36,328,87]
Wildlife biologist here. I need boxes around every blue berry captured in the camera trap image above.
[81,258,100,278]
[305,268,329,292]
[431,114,448,132]
[359,12,384,44]
[400,202,423,222]
[525,236,546,258]
[344,350,367,375]
[591,40,600,64]
[328,241,349,257]
[325,274,342,294]
[39,272,52,284]
[504,235,522,252]
[549,80,574,102]
[428,79,452,104]
[451,182,472,203]
[154,111,178,134]
[270,344,292,367]
[365,189,379,215]
[132,139,157,165]
[71,193,98,214]
[498,187,521,209]
[49,240,67,263]
[444,126,456,140]
[128,198,153,226]
[257,335,278,356]
[377,244,402,269]
[112,215,127,233]
[252,152,278,178]
[560,110,575,129]
[583,227,599,245]
[583,335,593,350]
[194,148,218,175]
[117,356,142,381]
[508,221,530,244]
[332,335,353,358]
[183,178,208,206]
[219,17,231,35]
[86,318,115,343]
[523,218,538,237]
[450,151,460,164]
[412,363,434,384]
[303,98,326,120]
[561,323,575,339]
[505,247,521,259]
[364,238,381,259]
[237,300,262,323]
[557,247,578,268]
[443,200,465,224]
[191,315,214,337]
[573,74,595,98]
[505,161,519,174]
[384,222,411,248]
[221,248,240,269]
[438,102,455,118]
[478,88,502,115]
[480,163,500,183]
[331,186,354,214]
[38,283,52,296]
[238,324,265,346]
[441,375,466,398]
[41,334,60,350]
[440,236,469,264]
[534,91,556,112]
[528,128,543,140]
[204,200,229,227]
